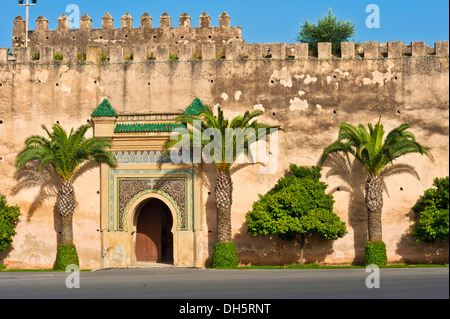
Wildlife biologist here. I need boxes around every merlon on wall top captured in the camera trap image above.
[11,12,240,55]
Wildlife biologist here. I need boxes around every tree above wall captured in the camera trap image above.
[296,8,356,56]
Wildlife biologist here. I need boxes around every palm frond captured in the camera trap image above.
[16,124,117,181]
[320,140,357,165]
[164,104,281,173]
[321,118,432,176]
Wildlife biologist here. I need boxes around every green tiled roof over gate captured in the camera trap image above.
[91,99,118,118]
[115,123,187,133]
[184,98,207,115]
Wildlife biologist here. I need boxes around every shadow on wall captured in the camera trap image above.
[321,153,368,265]
[232,166,334,266]
[0,245,13,268]
[396,209,449,264]
[196,161,270,267]
[193,162,217,267]
[11,161,98,248]
[204,152,430,266]
[233,222,334,266]
[320,153,421,265]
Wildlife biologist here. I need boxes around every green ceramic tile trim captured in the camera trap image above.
[114,122,187,133]
[184,98,206,115]
[91,99,119,118]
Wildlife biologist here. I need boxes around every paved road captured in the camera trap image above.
[0,267,448,300]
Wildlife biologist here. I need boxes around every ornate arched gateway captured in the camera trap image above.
[91,99,205,268]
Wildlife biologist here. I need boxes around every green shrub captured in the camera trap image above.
[412,176,449,243]
[211,242,239,268]
[101,52,109,61]
[246,165,347,265]
[54,52,63,61]
[54,244,79,270]
[32,51,40,61]
[364,241,387,267]
[0,195,21,253]
[169,52,178,61]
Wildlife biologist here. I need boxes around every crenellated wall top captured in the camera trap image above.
[11,12,242,55]
[5,11,449,64]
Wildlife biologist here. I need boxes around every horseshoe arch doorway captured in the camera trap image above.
[134,198,174,264]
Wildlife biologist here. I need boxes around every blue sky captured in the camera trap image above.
[0,0,448,49]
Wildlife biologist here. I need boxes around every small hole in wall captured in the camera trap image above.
[208,192,211,195]
[153,35,157,39]
[97,191,100,194]
[210,79,214,83]
[0,157,3,161]
[55,83,59,87]
[148,82,151,86]
[397,110,401,114]
[125,34,128,38]
[0,83,3,87]
[400,187,403,191]
[336,187,340,191]
[94,80,97,84]
[394,76,398,80]
[333,75,337,79]
[0,120,3,124]
[333,110,337,114]
[208,230,212,233]
[87,119,90,123]
[56,121,60,124]
[45,37,49,40]
[272,112,276,116]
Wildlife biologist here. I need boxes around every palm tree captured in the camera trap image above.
[319,118,433,243]
[16,124,117,246]
[164,105,281,243]
[321,152,421,263]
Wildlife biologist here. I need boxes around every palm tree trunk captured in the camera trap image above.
[297,234,306,265]
[57,180,76,245]
[365,175,383,242]
[215,171,233,243]
[61,214,73,245]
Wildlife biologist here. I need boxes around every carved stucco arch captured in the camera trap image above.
[123,189,182,232]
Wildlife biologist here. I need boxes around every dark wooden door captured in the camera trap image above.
[136,200,162,262]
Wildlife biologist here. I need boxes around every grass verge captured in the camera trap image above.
[219,263,449,269]
[1,269,91,272]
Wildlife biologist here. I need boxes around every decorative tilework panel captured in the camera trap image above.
[117,178,187,231]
